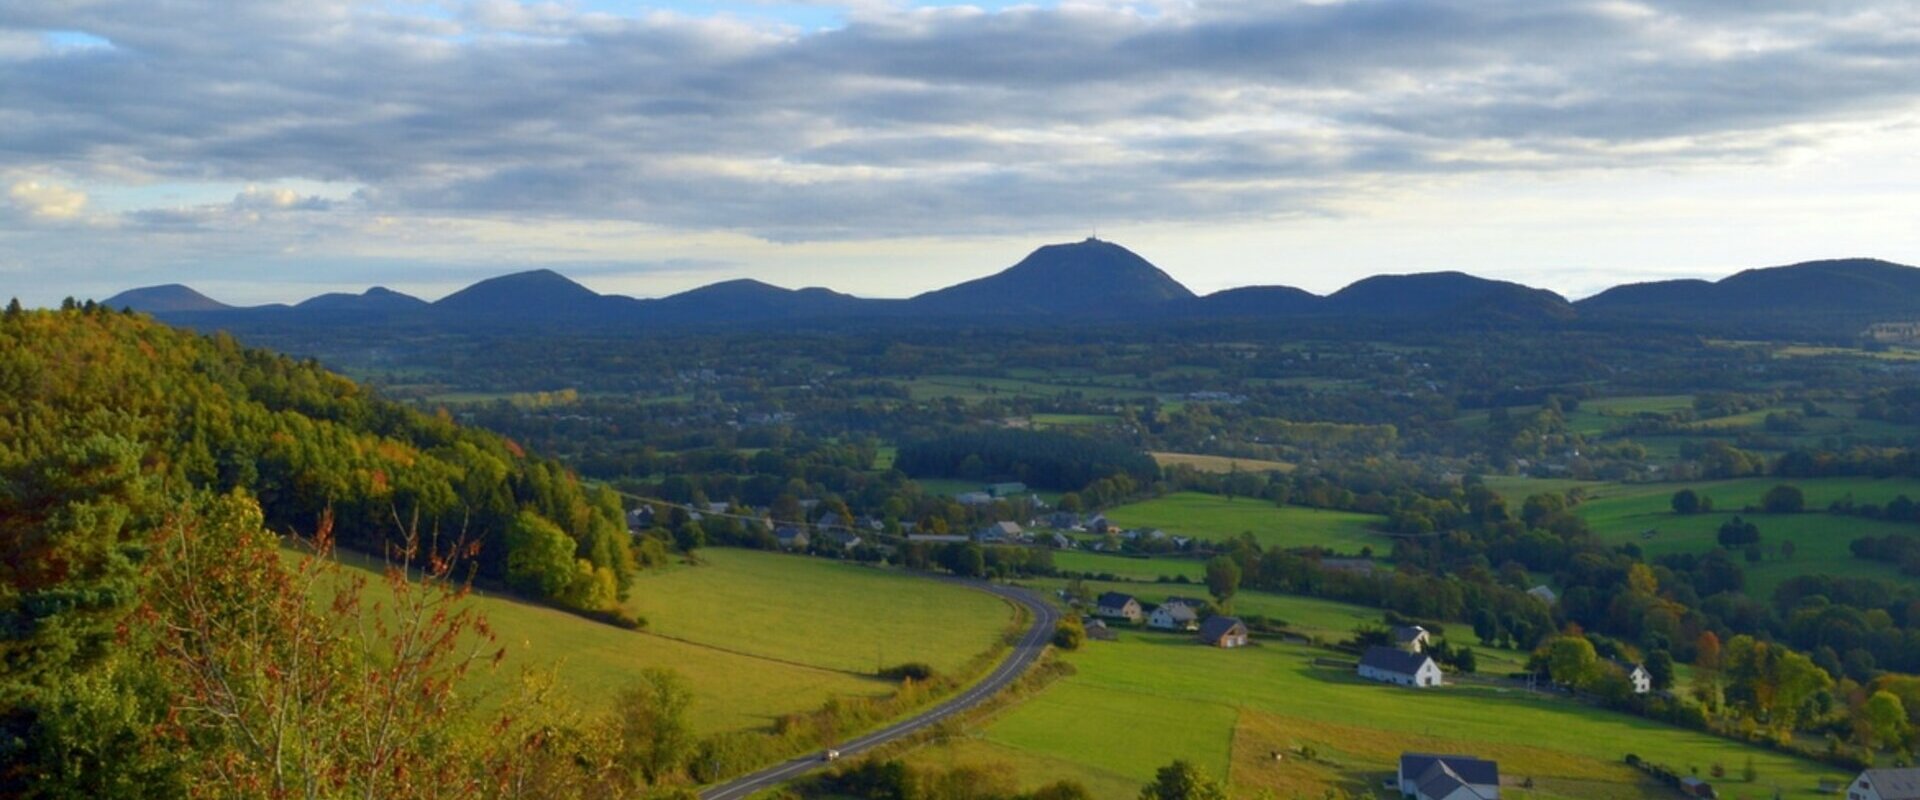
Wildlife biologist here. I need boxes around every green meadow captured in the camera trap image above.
[1104,492,1389,552]
[910,633,1850,799]
[326,547,1011,735]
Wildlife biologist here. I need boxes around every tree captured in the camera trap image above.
[1864,690,1911,750]
[3,297,20,318]
[505,510,578,598]
[1762,484,1806,514]
[1053,616,1086,650]
[1672,489,1702,515]
[1716,516,1761,548]
[1033,780,1094,800]
[1204,556,1241,606]
[1546,635,1599,689]
[614,668,697,787]
[1647,650,1677,691]
[1139,760,1227,800]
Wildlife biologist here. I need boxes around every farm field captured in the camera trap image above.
[624,548,1015,676]
[1149,451,1295,474]
[1104,492,1388,552]
[1572,477,1920,592]
[319,546,894,734]
[910,633,1850,799]
[1051,549,1206,582]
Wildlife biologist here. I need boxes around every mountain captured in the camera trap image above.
[432,269,631,319]
[647,279,874,322]
[1581,258,1920,316]
[1188,285,1322,316]
[909,238,1195,316]
[295,286,427,313]
[1325,272,1573,319]
[103,284,232,313]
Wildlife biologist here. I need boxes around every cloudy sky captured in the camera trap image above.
[3,0,1919,306]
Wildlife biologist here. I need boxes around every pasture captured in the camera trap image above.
[912,633,1850,799]
[624,548,1016,676]
[1104,492,1388,552]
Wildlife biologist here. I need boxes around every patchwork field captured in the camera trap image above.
[1105,492,1388,552]
[1149,452,1296,474]
[326,546,1011,735]
[909,633,1850,799]
[1571,477,1920,593]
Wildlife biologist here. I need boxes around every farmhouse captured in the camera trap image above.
[774,526,809,550]
[1848,767,1920,800]
[1147,602,1200,631]
[1096,592,1143,622]
[1359,646,1443,687]
[1606,658,1652,694]
[1196,616,1249,648]
[1393,624,1431,652]
[1527,585,1558,605]
[1049,532,1075,549]
[976,520,1023,543]
[1398,753,1499,800]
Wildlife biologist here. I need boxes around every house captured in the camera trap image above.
[985,482,1028,498]
[1148,602,1200,631]
[1359,646,1443,687]
[1096,592,1143,622]
[956,491,994,506]
[625,506,655,533]
[1088,514,1114,535]
[1679,776,1716,798]
[1046,511,1081,529]
[1164,596,1209,612]
[774,526,809,550]
[1397,754,1499,800]
[976,521,1023,543]
[1393,625,1431,653]
[1607,658,1652,694]
[1050,532,1075,549]
[1085,618,1118,641]
[1196,616,1249,648]
[816,511,846,530]
[1527,585,1558,605]
[820,529,862,550]
[1847,768,1920,800]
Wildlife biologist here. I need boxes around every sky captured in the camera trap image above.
[3,0,1920,307]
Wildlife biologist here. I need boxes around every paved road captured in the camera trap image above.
[700,580,1059,800]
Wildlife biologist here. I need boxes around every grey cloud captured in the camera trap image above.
[1,0,1918,238]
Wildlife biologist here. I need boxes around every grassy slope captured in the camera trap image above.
[624,548,1014,676]
[328,547,1009,735]
[1105,492,1388,552]
[920,633,1849,799]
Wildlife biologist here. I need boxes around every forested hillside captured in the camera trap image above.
[0,302,637,615]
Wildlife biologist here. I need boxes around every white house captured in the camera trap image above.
[1096,592,1142,622]
[1607,658,1652,695]
[1148,603,1200,631]
[1359,646,1443,688]
[1399,753,1499,800]
[1527,584,1558,605]
[1393,625,1431,653]
[1848,767,1920,800]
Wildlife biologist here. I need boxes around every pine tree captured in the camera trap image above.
[4,297,21,317]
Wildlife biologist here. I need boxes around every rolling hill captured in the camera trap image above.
[908,238,1196,315]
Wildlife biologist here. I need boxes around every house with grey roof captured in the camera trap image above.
[1527,584,1558,605]
[1393,624,1431,652]
[1849,768,1920,800]
[1084,617,1118,641]
[1359,646,1443,688]
[1196,616,1249,648]
[774,526,809,550]
[976,520,1023,543]
[1398,753,1499,799]
[1096,592,1142,622]
[1148,602,1200,632]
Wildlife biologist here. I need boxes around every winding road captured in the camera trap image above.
[700,580,1059,800]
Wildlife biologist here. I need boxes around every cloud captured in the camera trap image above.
[7,179,86,219]
[0,0,1916,243]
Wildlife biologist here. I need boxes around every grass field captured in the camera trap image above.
[1572,477,1920,593]
[321,547,896,734]
[1104,492,1388,552]
[1149,452,1296,474]
[624,548,1015,676]
[909,633,1850,799]
[1032,413,1121,428]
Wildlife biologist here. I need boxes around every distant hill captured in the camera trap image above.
[647,279,874,322]
[432,269,632,319]
[103,284,231,313]
[1189,285,1322,316]
[1326,272,1573,319]
[1581,258,1920,316]
[910,239,1194,315]
[295,286,427,313]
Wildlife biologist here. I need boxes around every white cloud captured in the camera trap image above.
[7,179,86,220]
